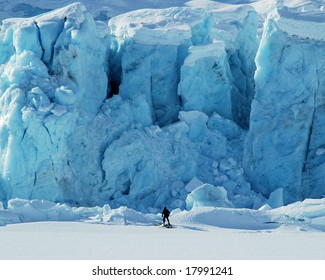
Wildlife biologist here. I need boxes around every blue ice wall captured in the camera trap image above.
[244,18,325,204]
[0,3,109,203]
[0,3,268,211]
[108,7,258,128]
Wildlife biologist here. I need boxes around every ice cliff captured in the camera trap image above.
[0,3,109,204]
[244,0,325,204]
[108,6,258,128]
[0,1,324,211]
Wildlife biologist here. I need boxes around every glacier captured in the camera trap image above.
[0,0,324,212]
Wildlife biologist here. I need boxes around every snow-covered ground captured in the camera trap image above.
[1,221,325,260]
[0,198,325,259]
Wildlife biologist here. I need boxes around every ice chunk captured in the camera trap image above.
[258,204,273,211]
[54,86,76,106]
[102,206,152,225]
[186,184,233,210]
[170,208,182,215]
[29,87,52,111]
[201,130,227,159]
[267,188,284,209]
[50,104,67,116]
[0,210,21,226]
[207,113,243,140]
[270,198,325,223]
[178,111,208,142]
[7,198,80,222]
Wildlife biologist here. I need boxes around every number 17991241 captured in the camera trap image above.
[185,266,233,276]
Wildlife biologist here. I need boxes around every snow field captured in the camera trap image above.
[0,197,324,259]
[1,221,325,260]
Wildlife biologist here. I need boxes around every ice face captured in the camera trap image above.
[0,3,262,211]
[108,6,258,128]
[2,1,324,212]
[244,6,325,204]
[179,43,233,121]
[108,7,199,127]
[0,3,109,203]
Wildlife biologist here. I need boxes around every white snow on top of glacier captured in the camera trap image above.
[107,4,256,49]
[108,7,198,45]
[183,42,226,67]
[108,4,255,46]
[270,0,325,40]
[1,0,324,41]
[1,2,86,28]
[0,0,255,21]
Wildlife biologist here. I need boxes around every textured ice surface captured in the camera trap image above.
[0,1,324,212]
[266,188,284,209]
[0,0,258,212]
[108,6,258,128]
[244,2,325,204]
[179,43,233,121]
[0,3,109,204]
[274,0,325,41]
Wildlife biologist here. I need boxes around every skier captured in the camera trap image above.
[162,206,171,226]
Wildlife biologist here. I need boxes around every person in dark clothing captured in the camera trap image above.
[162,207,171,226]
